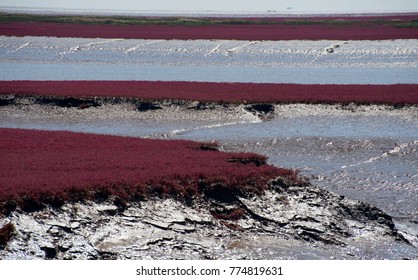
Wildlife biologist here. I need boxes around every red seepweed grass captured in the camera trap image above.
[1,15,418,40]
[0,128,297,213]
[1,81,417,105]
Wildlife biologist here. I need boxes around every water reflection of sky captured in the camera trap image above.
[1,63,418,84]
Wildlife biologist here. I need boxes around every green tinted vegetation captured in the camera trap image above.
[0,13,265,26]
[394,19,418,28]
[0,13,417,28]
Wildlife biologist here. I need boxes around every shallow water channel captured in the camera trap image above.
[2,103,417,251]
[1,37,418,83]
[2,34,418,259]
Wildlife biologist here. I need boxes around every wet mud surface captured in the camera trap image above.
[1,98,417,259]
[1,178,416,260]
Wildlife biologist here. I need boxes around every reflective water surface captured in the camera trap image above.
[1,36,417,259]
[2,104,417,223]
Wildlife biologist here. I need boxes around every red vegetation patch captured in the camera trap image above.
[1,18,418,40]
[0,128,295,213]
[1,81,417,105]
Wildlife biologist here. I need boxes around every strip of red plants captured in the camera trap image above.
[0,128,296,213]
[1,81,417,105]
[1,19,418,40]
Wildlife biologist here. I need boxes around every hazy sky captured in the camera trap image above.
[1,0,418,13]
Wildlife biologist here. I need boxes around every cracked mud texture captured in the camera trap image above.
[1,178,416,260]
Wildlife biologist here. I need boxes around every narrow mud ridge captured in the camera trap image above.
[34,96,101,109]
[1,81,418,105]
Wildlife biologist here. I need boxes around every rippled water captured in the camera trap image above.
[2,37,417,67]
[172,108,418,222]
[2,105,417,223]
[2,63,418,84]
[1,36,417,258]
[1,37,418,83]
[1,103,418,258]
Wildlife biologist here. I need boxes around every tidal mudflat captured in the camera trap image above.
[1,98,417,259]
[1,12,417,259]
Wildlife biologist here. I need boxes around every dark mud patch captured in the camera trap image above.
[0,220,15,248]
[0,96,15,107]
[33,96,101,109]
[245,103,275,115]
[226,154,268,166]
[197,142,219,151]
[136,102,163,112]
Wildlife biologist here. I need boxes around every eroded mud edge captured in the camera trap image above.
[1,177,416,260]
[1,94,417,116]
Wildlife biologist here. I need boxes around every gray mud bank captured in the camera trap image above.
[1,97,417,259]
[1,178,416,260]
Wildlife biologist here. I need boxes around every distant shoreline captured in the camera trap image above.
[1,6,418,18]
[1,12,417,40]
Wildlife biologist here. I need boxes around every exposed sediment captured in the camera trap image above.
[1,97,417,259]
[2,81,418,105]
[0,177,415,260]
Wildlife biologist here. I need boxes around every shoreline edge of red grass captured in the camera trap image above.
[1,14,418,40]
[0,128,299,214]
[1,81,418,105]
